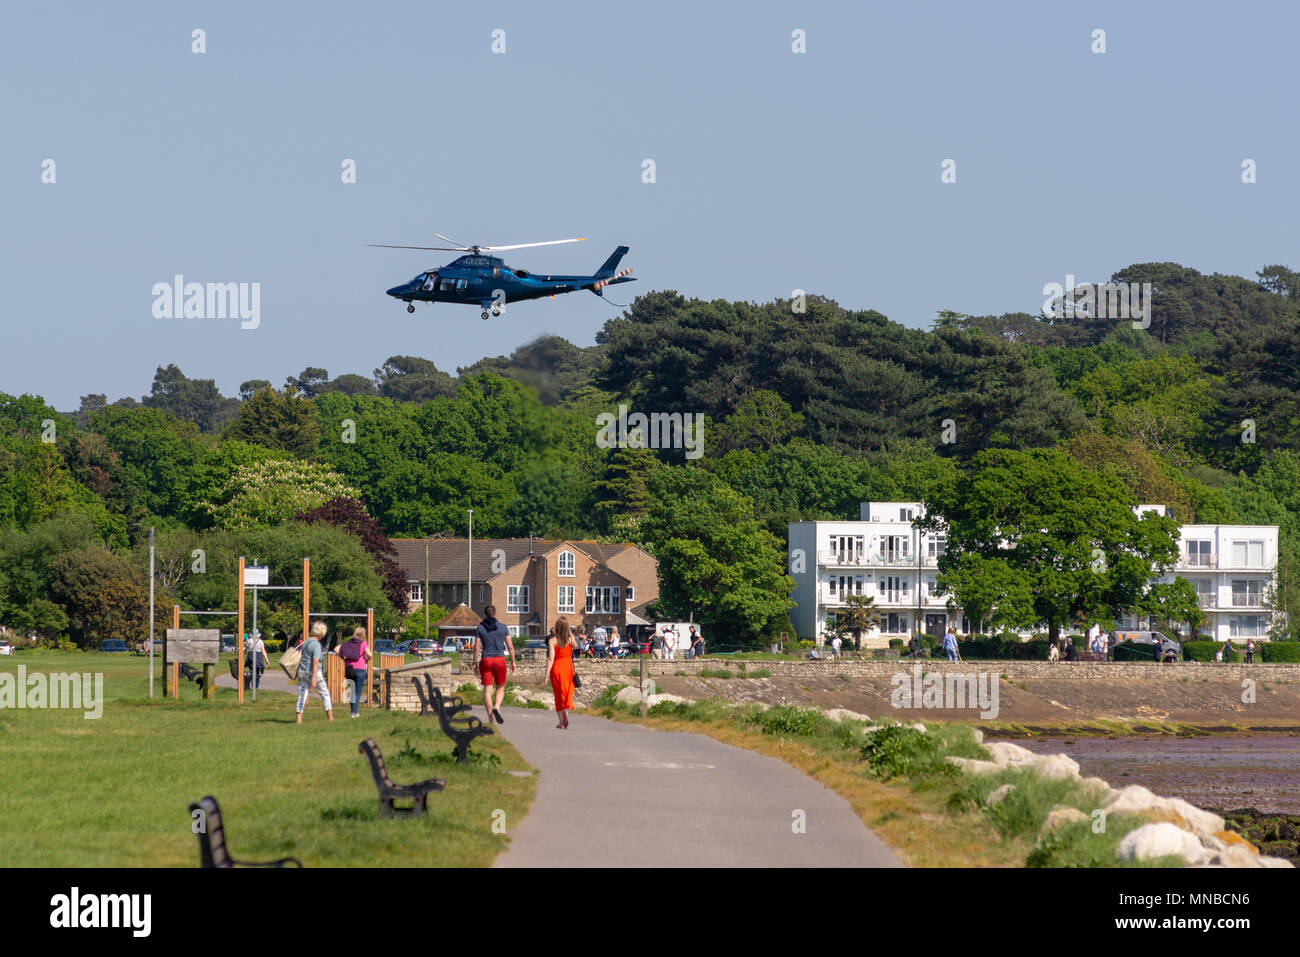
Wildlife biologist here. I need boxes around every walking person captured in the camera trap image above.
[662,626,676,661]
[608,626,621,658]
[545,617,577,730]
[941,627,959,662]
[1246,638,1255,663]
[689,626,704,659]
[339,626,372,718]
[246,630,268,688]
[475,605,515,726]
[830,633,843,660]
[295,621,334,724]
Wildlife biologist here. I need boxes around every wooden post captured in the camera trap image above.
[237,557,246,705]
[169,606,180,698]
[302,558,310,647]
[366,607,375,708]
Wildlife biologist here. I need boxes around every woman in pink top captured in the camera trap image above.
[339,627,372,718]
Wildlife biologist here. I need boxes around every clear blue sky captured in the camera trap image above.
[3,1,1296,410]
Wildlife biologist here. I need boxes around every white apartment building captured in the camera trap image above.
[788,502,1280,646]
[789,502,953,647]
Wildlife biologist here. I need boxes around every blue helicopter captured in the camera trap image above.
[372,233,635,319]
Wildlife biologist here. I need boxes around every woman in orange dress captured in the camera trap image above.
[545,617,576,729]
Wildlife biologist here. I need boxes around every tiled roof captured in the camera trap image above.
[435,603,482,628]
[390,538,642,582]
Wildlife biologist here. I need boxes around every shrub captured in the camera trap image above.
[859,726,942,780]
[698,668,734,679]
[1182,640,1242,662]
[593,684,628,708]
[750,705,830,737]
[888,638,904,649]
[1262,642,1300,663]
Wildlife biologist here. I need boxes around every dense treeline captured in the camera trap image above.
[3,261,1299,647]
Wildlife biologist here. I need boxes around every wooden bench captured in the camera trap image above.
[430,685,494,763]
[188,796,302,868]
[357,738,445,818]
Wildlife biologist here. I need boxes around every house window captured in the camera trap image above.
[585,587,621,614]
[900,508,914,522]
[881,575,909,603]
[884,613,908,634]
[1229,615,1266,637]
[1187,540,1212,566]
[409,582,423,602]
[1231,580,1263,607]
[507,585,529,614]
[506,625,524,638]
[558,551,575,577]
[1230,540,1264,568]
[927,534,946,559]
[558,586,575,614]
[829,535,865,563]
[625,586,634,602]
[882,535,910,563]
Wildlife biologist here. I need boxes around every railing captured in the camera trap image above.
[1178,555,1217,569]
[1230,595,1265,607]
[1197,595,1217,608]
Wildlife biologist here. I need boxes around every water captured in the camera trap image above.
[1012,733,1300,814]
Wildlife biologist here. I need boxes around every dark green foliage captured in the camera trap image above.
[859,726,943,780]
[750,705,831,736]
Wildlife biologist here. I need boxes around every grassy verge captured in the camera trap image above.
[0,651,535,867]
[589,692,1184,867]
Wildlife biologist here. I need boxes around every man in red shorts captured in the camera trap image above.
[475,605,515,725]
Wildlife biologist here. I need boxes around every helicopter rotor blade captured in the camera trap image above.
[431,232,473,249]
[477,238,587,252]
[368,244,469,251]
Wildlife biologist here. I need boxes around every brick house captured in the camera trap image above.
[391,538,659,639]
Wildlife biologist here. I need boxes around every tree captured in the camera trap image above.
[239,379,273,401]
[285,367,330,397]
[222,386,321,457]
[936,553,1036,635]
[836,593,882,650]
[194,459,359,529]
[639,469,794,647]
[294,496,409,613]
[1139,578,1204,638]
[142,364,238,432]
[47,546,168,648]
[924,449,1181,646]
[713,390,804,452]
[374,356,456,403]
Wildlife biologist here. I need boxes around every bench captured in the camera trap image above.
[189,796,303,868]
[357,738,445,818]
[430,685,494,763]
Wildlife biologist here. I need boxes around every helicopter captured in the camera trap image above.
[372,233,635,319]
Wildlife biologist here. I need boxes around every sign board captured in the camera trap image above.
[245,566,269,586]
[165,628,220,664]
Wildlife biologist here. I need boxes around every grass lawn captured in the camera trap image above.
[0,651,534,867]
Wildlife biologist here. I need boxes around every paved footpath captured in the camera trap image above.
[492,705,901,868]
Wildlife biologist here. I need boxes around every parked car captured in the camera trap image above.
[373,639,399,655]
[101,639,130,653]
[0,639,13,656]
[411,639,439,658]
[220,634,236,654]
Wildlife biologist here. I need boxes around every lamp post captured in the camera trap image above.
[467,509,473,612]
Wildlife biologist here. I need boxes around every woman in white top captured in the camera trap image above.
[662,627,676,660]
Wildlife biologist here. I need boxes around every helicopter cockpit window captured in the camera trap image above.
[420,273,436,291]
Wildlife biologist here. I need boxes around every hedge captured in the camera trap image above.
[957,635,1052,660]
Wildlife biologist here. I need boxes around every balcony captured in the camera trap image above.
[818,552,871,567]
[875,553,921,567]
[1177,555,1217,569]
[1196,594,1217,609]
[1230,594,1265,608]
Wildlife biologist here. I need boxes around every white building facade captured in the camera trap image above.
[789,502,953,646]
[788,503,1280,646]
